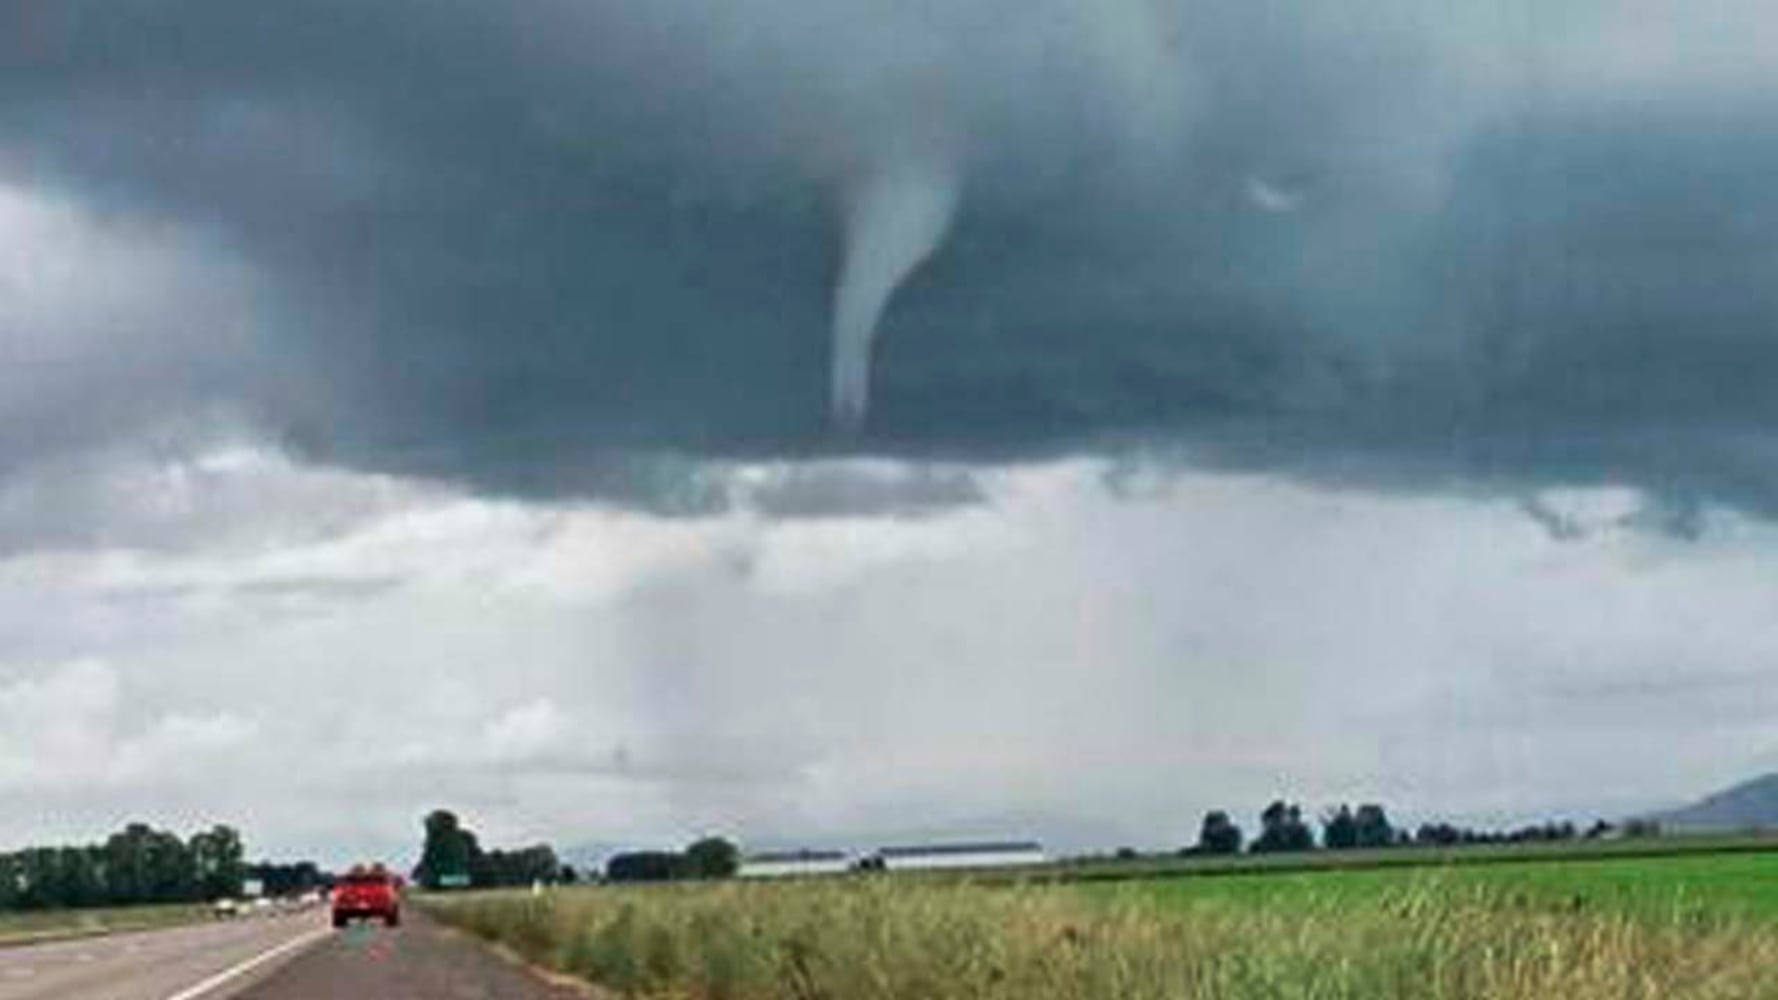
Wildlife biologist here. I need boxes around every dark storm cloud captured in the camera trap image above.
[7,1,1778,514]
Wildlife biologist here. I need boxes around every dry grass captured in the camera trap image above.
[422,877,1778,999]
[0,903,212,947]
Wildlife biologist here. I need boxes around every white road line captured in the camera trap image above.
[160,927,330,1000]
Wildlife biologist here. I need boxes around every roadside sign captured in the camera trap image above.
[438,873,471,889]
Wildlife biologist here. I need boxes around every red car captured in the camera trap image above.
[332,864,401,928]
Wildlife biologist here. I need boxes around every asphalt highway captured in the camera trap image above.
[0,909,579,1000]
[0,911,327,1000]
[237,911,586,1000]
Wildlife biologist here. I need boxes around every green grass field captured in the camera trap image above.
[1094,850,1778,924]
[0,903,212,947]
[421,843,1778,999]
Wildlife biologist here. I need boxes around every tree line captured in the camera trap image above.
[603,837,739,883]
[246,860,331,896]
[0,822,246,911]
[416,809,741,887]
[1187,801,1649,856]
[413,810,567,889]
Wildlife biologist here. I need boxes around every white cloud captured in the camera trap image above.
[0,452,1775,862]
[0,660,120,789]
[114,712,259,782]
[0,659,256,793]
[482,702,570,763]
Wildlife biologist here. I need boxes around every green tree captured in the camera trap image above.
[463,830,492,887]
[1,821,237,912]
[17,848,60,909]
[1196,810,1244,855]
[474,845,561,887]
[417,810,476,889]
[191,826,245,899]
[1353,804,1395,849]
[0,854,18,910]
[605,851,684,883]
[1322,805,1359,850]
[54,847,102,908]
[143,827,195,902]
[1251,800,1315,853]
[101,823,195,904]
[514,845,562,885]
[104,824,153,905]
[683,837,740,879]
[247,860,325,896]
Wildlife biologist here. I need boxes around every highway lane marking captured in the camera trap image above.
[160,926,331,1000]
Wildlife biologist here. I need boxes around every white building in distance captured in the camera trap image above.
[739,849,853,879]
[870,841,1046,872]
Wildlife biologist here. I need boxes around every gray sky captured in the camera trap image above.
[2,0,1777,865]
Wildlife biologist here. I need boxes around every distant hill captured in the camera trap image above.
[1661,773,1778,830]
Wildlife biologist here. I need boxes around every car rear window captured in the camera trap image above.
[342,873,390,886]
